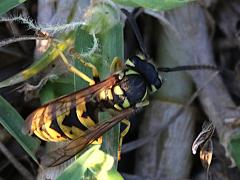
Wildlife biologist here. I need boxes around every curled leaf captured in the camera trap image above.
[200,139,213,171]
[192,121,214,154]
[192,120,215,175]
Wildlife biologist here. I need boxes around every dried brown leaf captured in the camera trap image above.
[192,120,214,154]
[200,139,213,171]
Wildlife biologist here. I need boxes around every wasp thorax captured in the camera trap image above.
[125,56,162,92]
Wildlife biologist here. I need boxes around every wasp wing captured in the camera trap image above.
[23,75,119,140]
[40,107,136,167]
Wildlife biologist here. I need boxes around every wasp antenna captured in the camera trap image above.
[157,65,219,72]
[121,8,150,59]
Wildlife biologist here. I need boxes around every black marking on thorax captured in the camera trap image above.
[112,74,147,108]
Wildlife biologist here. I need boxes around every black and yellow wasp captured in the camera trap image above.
[23,9,217,167]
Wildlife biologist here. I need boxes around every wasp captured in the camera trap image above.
[23,9,217,167]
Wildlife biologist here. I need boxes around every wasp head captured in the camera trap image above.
[125,55,162,93]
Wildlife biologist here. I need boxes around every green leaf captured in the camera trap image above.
[112,0,139,7]
[74,28,94,90]
[75,9,124,170]
[35,2,123,178]
[39,81,57,104]
[0,34,74,89]
[57,5,123,179]
[0,0,27,16]
[57,145,123,180]
[99,24,123,168]
[113,0,195,11]
[82,3,120,34]
[228,133,240,168]
[0,96,40,163]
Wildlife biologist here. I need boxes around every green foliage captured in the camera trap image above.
[0,34,74,89]
[57,145,123,180]
[229,133,240,168]
[98,24,123,168]
[56,5,124,178]
[0,96,40,163]
[82,3,120,34]
[37,2,124,178]
[74,28,95,90]
[0,0,27,16]
[113,0,195,11]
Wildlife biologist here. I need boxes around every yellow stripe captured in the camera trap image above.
[32,107,58,141]
[44,120,66,142]
[141,89,148,101]
[106,89,113,100]
[34,130,50,141]
[114,104,122,110]
[122,99,130,108]
[136,54,145,60]
[35,127,57,142]
[125,59,135,67]
[99,89,113,101]
[55,101,86,139]
[31,107,45,134]
[125,69,138,75]
[114,85,124,95]
[54,102,76,139]
[99,90,106,100]
[80,116,96,128]
[54,102,82,140]
[57,113,80,139]
[151,85,157,92]
[76,102,96,128]
[70,127,85,139]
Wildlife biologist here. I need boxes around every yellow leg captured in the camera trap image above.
[70,48,100,83]
[55,48,96,86]
[118,119,131,160]
[110,57,124,73]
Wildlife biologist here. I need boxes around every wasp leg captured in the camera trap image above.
[70,48,100,83]
[55,48,96,86]
[118,119,131,159]
[110,57,124,73]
